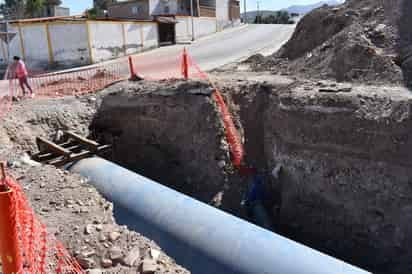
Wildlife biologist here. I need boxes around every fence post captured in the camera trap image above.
[0,163,22,274]
[182,48,189,80]
[128,56,137,80]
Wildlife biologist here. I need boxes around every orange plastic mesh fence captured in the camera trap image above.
[28,62,127,98]
[3,174,85,273]
[185,52,245,167]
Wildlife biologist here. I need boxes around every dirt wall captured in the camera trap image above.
[223,77,412,274]
[91,81,247,213]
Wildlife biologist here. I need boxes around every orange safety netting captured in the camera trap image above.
[183,50,244,167]
[2,175,84,273]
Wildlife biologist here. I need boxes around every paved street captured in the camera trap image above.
[134,24,295,73]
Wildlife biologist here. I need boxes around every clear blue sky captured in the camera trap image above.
[62,0,327,15]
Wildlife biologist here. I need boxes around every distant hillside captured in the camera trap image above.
[243,0,344,22]
[285,0,344,15]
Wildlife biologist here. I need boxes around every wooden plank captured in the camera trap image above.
[34,144,83,161]
[65,131,99,151]
[36,137,71,157]
[50,145,111,167]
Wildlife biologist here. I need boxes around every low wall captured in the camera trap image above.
[0,20,159,69]
[49,22,90,67]
[19,24,50,68]
[89,21,124,63]
[141,23,159,49]
[175,16,217,42]
[217,19,241,31]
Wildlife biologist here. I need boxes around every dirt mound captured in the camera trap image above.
[253,0,412,86]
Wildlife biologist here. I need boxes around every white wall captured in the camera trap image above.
[141,23,159,49]
[216,0,232,31]
[89,22,125,63]
[49,23,90,66]
[194,17,217,38]
[0,24,23,64]
[21,24,50,67]
[124,23,144,55]
[175,17,191,42]
[216,0,229,21]
[176,16,217,42]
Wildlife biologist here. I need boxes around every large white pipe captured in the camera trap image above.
[70,157,371,274]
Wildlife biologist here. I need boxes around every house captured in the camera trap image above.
[107,0,240,44]
[107,0,240,20]
[107,0,201,20]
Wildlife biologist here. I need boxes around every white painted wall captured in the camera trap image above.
[89,22,124,63]
[142,23,159,49]
[216,0,229,21]
[216,0,233,31]
[0,24,23,64]
[49,23,90,66]
[176,16,217,42]
[124,23,143,55]
[20,24,50,67]
[175,17,191,42]
[194,17,217,38]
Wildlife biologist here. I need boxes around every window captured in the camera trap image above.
[132,6,139,14]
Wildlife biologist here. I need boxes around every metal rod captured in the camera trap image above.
[5,20,10,63]
[0,162,6,187]
[190,0,195,41]
[244,0,247,23]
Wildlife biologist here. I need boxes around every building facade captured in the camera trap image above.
[107,0,240,22]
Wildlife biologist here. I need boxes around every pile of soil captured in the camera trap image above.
[247,0,412,86]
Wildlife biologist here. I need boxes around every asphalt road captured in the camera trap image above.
[131,24,295,76]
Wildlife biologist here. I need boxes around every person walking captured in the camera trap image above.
[13,56,35,98]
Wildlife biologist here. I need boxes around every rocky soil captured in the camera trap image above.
[0,82,190,274]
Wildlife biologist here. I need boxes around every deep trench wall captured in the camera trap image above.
[228,82,412,274]
[91,84,247,212]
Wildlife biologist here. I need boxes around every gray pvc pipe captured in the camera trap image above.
[70,157,371,274]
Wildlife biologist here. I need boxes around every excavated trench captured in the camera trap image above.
[89,79,412,274]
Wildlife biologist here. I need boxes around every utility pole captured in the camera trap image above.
[243,0,247,23]
[3,7,11,64]
[190,0,195,41]
[257,0,260,24]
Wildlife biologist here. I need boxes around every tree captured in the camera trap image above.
[1,0,25,19]
[94,0,116,11]
[86,7,98,19]
[255,11,294,25]
[25,0,44,18]
[42,0,62,16]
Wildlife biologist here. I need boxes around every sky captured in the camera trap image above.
[62,0,328,15]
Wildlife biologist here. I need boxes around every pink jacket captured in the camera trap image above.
[16,60,28,78]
